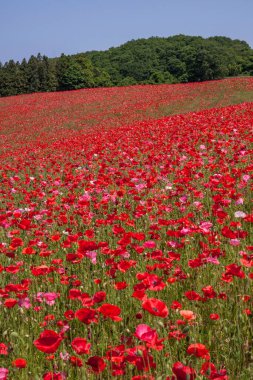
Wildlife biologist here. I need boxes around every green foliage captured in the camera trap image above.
[57,54,95,90]
[0,34,252,97]
[93,67,112,87]
[87,35,253,86]
[0,60,27,96]
[118,76,137,86]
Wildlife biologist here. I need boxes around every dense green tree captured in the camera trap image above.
[118,76,138,86]
[93,67,112,87]
[187,47,225,81]
[166,57,187,79]
[56,54,70,90]
[46,58,58,91]
[27,55,40,93]
[0,60,25,96]
[19,59,29,93]
[56,54,95,90]
[38,56,57,92]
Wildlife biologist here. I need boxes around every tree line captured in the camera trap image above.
[1,35,253,97]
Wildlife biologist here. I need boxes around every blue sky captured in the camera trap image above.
[0,0,252,63]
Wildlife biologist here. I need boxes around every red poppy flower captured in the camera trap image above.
[225,263,245,279]
[78,240,98,252]
[210,313,220,320]
[22,247,36,255]
[64,309,75,320]
[12,358,27,368]
[106,344,125,364]
[33,330,63,353]
[66,253,84,264]
[142,298,168,318]
[68,289,81,300]
[200,361,217,377]
[0,343,8,356]
[5,265,20,274]
[70,356,83,367]
[114,281,128,290]
[202,285,217,299]
[97,304,122,321]
[71,337,91,355]
[184,291,201,301]
[93,291,106,304]
[86,356,106,373]
[172,361,197,380]
[126,346,156,371]
[4,298,17,308]
[187,343,210,360]
[75,308,98,324]
[43,372,65,380]
[10,237,23,248]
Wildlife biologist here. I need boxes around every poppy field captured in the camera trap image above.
[0,77,253,379]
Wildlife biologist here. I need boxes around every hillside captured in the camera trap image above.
[86,35,253,84]
[1,77,253,155]
[0,34,253,97]
[0,78,253,378]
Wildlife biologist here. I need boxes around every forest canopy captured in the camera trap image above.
[0,34,253,97]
